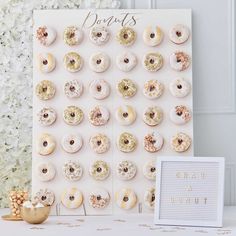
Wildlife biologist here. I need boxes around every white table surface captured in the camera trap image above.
[0,207,236,236]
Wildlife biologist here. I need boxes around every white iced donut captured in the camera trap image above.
[89,52,110,73]
[143,80,164,99]
[37,53,56,73]
[61,134,83,153]
[116,51,137,72]
[142,53,163,72]
[36,133,56,156]
[63,52,83,73]
[143,106,163,126]
[115,188,137,210]
[171,132,191,152]
[62,161,83,181]
[63,26,83,46]
[36,26,56,46]
[143,132,164,153]
[89,133,110,154]
[115,105,136,126]
[170,105,191,125]
[89,160,110,181]
[34,189,55,206]
[64,79,83,98]
[37,162,56,182]
[89,26,110,45]
[89,188,110,209]
[116,160,137,180]
[37,107,57,126]
[89,79,110,100]
[88,105,110,126]
[170,51,190,71]
[169,24,190,44]
[143,160,156,181]
[169,78,191,98]
[143,26,163,46]
[61,187,83,209]
[144,187,155,210]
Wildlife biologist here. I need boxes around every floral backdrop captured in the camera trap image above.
[0,0,120,208]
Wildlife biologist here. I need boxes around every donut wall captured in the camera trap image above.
[32,9,193,216]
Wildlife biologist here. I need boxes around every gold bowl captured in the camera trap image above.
[20,206,51,224]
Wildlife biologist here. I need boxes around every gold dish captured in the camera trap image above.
[1,214,23,221]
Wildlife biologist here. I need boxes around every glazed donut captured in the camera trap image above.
[63,52,83,72]
[63,26,83,46]
[143,160,156,181]
[143,80,164,99]
[89,52,110,73]
[116,27,136,46]
[89,160,110,181]
[35,80,56,101]
[89,188,110,209]
[37,53,56,73]
[115,105,136,126]
[116,160,137,181]
[37,107,56,126]
[63,106,84,126]
[143,52,163,72]
[116,51,137,72]
[89,133,110,154]
[117,132,137,153]
[36,26,56,46]
[34,189,55,206]
[36,133,56,156]
[117,79,137,98]
[143,106,163,126]
[144,187,155,210]
[170,105,191,125]
[169,24,190,44]
[61,134,83,153]
[62,160,83,181]
[144,132,163,153]
[88,105,109,126]
[143,26,163,46]
[64,79,83,98]
[169,78,191,98]
[171,132,191,152]
[37,162,56,182]
[89,79,110,100]
[89,26,110,45]
[170,51,190,71]
[61,187,83,209]
[115,188,137,210]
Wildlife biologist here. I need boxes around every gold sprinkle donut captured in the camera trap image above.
[63,52,83,72]
[116,27,136,46]
[89,160,110,181]
[171,132,191,152]
[35,80,56,100]
[117,132,137,153]
[63,106,83,126]
[142,52,163,72]
[117,78,137,98]
[63,26,83,46]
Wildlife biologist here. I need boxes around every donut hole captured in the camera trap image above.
[124,139,129,145]
[149,85,155,92]
[69,140,75,145]
[69,167,75,173]
[70,59,75,65]
[96,112,102,118]
[124,58,129,64]
[69,195,75,201]
[123,196,129,202]
[123,112,128,118]
[70,112,75,118]
[96,59,102,65]
[96,85,102,92]
[43,113,48,118]
[176,31,182,37]
[42,168,48,174]
[43,32,48,37]
[176,57,182,63]
[123,167,128,173]
[150,33,155,38]
[149,59,155,64]
[69,32,75,38]
[150,167,156,173]
[149,112,155,119]
[41,195,47,201]
[97,195,101,201]
[151,193,155,202]
[42,86,48,92]
[123,33,128,39]
[42,60,48,65]
[177,84,182,89]
[69,86,75,92]
[123,85,129,91]
[96,32,102,37]
[177,111,183,116]
[97,140,102,146]
[96,167,102,173]
[150,139,156,144]
[43,141,48,147]
[178,139,183,145]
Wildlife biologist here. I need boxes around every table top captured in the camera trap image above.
[0,207,236,236]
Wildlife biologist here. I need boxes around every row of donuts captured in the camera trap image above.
[34,187,156,210]
[37,51,190,73]
[35,78,191,101]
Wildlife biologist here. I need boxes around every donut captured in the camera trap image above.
[115,105,136,126]
[171,132,191,152]
[89,26,110,45]
[89,133,110,154]
[63,106,84,126]
[89,160,110,181]
[89,188,110,209]
[143,106,163,126]
[64,79,83,98]
[61,187,83,209]
[63,26,83,46]
[34,189,55,206]
[115,188,137,210]
[170,105,191,125]
[170,51,190,71]
[117,79,137,98]
[37,107,56,126]
[117,132,137,153]
[89,52,110,73]
[169,24,190,44]
[35,80,56,101]
[143,132,163,153]
[88,105,109,126]
[116,160,137,180]
[61,134,83,153]
[37,53,56,73]
[116,51,137,72]
[143,80,164,99]
[36,26,56,46]
[143,26,163,46]
[144,187,155,210]
[143,53,163,72]
[62,160,83,181]
[169,78,191,98]
[89,79,110,100]
[116,27,136,46]
[36,133,56,156]
[143,160,156,181]
[63,52,83,72]
[37,162,56,182]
